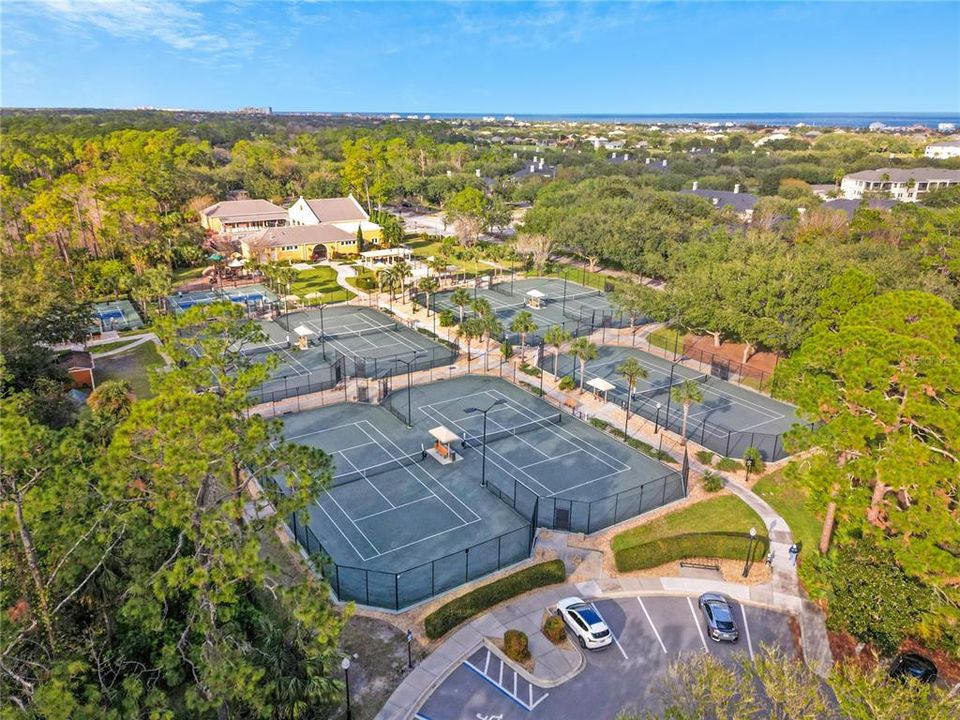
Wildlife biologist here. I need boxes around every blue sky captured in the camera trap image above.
[2,1,957,113]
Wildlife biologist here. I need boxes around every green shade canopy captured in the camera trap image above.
[207,252,224,261]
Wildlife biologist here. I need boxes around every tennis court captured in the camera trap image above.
[279,305,456,379]
[91,299,143,332]
[427,277,626,345]
[165,283,279,313]
[271,375,685,610]
[547,345,805,460]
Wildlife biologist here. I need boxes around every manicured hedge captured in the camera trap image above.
[614,532,768,573]
[424,560,566,639]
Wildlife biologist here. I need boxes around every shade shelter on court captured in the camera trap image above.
[587,377,615,401]
[428,425,462,465]
[292,324,317,350]
[525,288,546,309]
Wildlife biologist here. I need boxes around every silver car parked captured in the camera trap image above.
[698,593,739,642]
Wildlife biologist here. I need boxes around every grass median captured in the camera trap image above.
[424,560,566,640]
[612,495,765,572]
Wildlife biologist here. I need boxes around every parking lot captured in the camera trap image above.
[416,594,797,720]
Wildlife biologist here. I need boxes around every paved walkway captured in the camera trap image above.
[88,332,161,358]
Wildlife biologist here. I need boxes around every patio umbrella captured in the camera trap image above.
[207,252,224,262]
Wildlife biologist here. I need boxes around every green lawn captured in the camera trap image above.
[646,326,685,355]
[753,470,822,555]
[612,495,767,572]
[612,495,764,553]
[289,266,355,304]
[94,341,165,400]
[171,266,205,287]
[90,339,141,354]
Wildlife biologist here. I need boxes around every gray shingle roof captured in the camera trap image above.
[304,196,369,223]
[679,188,758,213]
[822,198,897,217]
[242,224,355,249]
[201,199,287,222]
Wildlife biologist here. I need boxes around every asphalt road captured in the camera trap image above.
[416,594,797,720]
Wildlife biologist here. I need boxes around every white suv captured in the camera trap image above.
[556,597,613,650]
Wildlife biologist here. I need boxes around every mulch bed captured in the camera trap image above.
[683,334,782,376]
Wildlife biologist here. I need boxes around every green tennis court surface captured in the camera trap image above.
[547,345,807,460]
[242,306,455,404]
[426,277,630,345]
[90,299,144,333]
[272,376,685,610]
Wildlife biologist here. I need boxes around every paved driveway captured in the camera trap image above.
[416,595,796,720]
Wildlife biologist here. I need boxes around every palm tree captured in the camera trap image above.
[543,325,572,376]
[88,379,135,421]
[418,276,439,313]
[471,297,493,318]
[450,288,472,323]
[670,379,704,446]
[392,260,412,301]
[457,317,484,361]
[429,255,449,286]
[617,357,648,435]
[510,311,538,362]
[570,338,598,391]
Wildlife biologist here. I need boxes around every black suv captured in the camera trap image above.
[889,653,938,684]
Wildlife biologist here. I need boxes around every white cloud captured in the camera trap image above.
[15,0,240,54]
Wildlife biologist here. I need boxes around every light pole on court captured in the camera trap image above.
[654,402,662,434]
[742,526,757,578]
[394,353,425,426]
[341,656,352,720]
[318,302,328,358]
[464,399,507,488]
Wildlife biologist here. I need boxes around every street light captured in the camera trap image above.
[318,303,327,357]
[406,629,414,669]
[744,455,755,483]
[394,352,426,426]
[654,402,662,434]
[464,399,507,488]
[742,526,758,578]
[341,656,352,720]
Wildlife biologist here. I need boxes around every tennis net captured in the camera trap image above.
[237,340,291,357]
[558,287,602,303]
[324,322,398,340]
[463,413,562,448]
[632,373,709,401]
[332,451,426,487]
[494,300,528,314]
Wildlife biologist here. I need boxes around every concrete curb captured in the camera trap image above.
[480,636,586,689]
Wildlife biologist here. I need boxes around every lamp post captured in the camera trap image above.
[464,399,507,488]
[742,526,757,578]
[744,456,755,484]
[341,656,352,720]
[318,303,327,358]
[654,402,662,434]
[394,353,425,426]
[406,629,414,669]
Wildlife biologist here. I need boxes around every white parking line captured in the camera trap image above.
[740,604,755,661]
[687,597,709,652]
[637,598,667,654]
[591,603,629,660]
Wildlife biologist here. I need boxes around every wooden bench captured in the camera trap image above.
[563,397,578,412]
[434,440,450,459]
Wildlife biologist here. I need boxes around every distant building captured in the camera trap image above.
[822,198,898,218]
[924,140,960,159]
[287,195,379,236]
[200,199,288,241]
[680,182,757,219]
[512,158,556,180]
[840,168,960,202]
[240,224,361,263]
[608,152,633,165]
[58,351,95,388]
[236,106,272,115]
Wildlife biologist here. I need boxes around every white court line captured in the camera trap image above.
[352,495,434,522]
[590,603,628,660]
[334,452,396,508]
[313,496,376,561]
[417,399,554,495]
[687,597,709,652]
[519,449,581,469]
[637,598,667,654]
[483,649,490,675]
[361,420,482,524]
[740,604,754,661]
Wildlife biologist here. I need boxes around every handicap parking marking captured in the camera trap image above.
[686,596,709,652]
[740,604,755,661]
[637,598,667,654]
[590,602,629,660]
[463,648,550,712]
